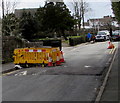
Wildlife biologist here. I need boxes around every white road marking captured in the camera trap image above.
[15,71,27,76]
[22,71,27,75]
[15,74,18,76]
[32,74,37,75]
[84,65,91,68]
[94,88,97,90]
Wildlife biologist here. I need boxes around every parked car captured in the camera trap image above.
[95,30,110,41]
[111,30,120,41]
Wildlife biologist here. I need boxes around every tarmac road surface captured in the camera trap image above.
[2,41,118,101]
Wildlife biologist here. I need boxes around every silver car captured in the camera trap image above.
[95,31,109,41]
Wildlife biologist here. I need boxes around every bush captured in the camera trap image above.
[32,38,62,50]
[68,36,81,39]
[2,36,26,63]
[69,35,87,46]
[42,39,62,50]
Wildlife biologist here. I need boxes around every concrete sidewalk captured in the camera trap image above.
[2,62,15,73]
[100,47,119,102]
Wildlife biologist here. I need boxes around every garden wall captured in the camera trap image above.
[2,36,43,63]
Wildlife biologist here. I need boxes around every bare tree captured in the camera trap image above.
[2,0,20,37]
[81,0,91,29]
[2,1,4,17]
[71,0,82,30]
[70,0,91,30]
[2,0,18,17]
[2,13,20,36]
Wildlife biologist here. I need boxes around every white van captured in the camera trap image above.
[95,30,110,41]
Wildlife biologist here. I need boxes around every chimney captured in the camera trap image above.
[46,0,63,2]
[104,16,109,18]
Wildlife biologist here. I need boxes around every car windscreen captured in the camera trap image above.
[112,32,120,35]
[97,32,106,35]
[115,30,120,33]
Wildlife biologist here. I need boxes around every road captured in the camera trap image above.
[2,41,118,101]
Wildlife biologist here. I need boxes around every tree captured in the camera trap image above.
[19,11,38,41]
[111,2,120,23]
[71,0,91,30]
[42,2,56,32]
[2,13,19,36]
[35,7,44,32]
[54,2,75,40]
[2,0,18,18]
[71,1,82,30]
[36,2,75,40]
[2,0,20,37]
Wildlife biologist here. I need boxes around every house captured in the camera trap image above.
[15,8,38,18]
[84,15,119,30]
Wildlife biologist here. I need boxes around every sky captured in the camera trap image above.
[0,0,114,21]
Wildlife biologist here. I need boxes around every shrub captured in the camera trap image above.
[69,35,87,46]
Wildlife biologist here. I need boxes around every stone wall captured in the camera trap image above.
[2,36,43,63]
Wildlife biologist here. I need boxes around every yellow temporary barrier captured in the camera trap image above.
[13,47,63,67]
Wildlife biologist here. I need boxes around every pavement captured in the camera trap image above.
[99,43,119,102]
[2,62,15,73]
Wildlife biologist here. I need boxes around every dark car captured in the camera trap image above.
[112,31,120,41]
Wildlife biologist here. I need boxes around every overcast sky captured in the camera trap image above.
[0,0,114,21]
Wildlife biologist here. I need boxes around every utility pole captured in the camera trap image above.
[97,19,100,32]
[2,0,5,18]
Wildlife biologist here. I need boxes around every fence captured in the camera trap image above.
[13,47,65,67]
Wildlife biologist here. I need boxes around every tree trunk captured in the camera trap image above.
[61,30,68,40]
[78,18,81,30]
[2,0,5,18]
[82,12,85,29]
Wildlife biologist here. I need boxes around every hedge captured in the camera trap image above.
[31,39,62,51]
[69,36,87,46]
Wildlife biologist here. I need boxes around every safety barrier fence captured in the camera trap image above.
[13,47,65,67]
